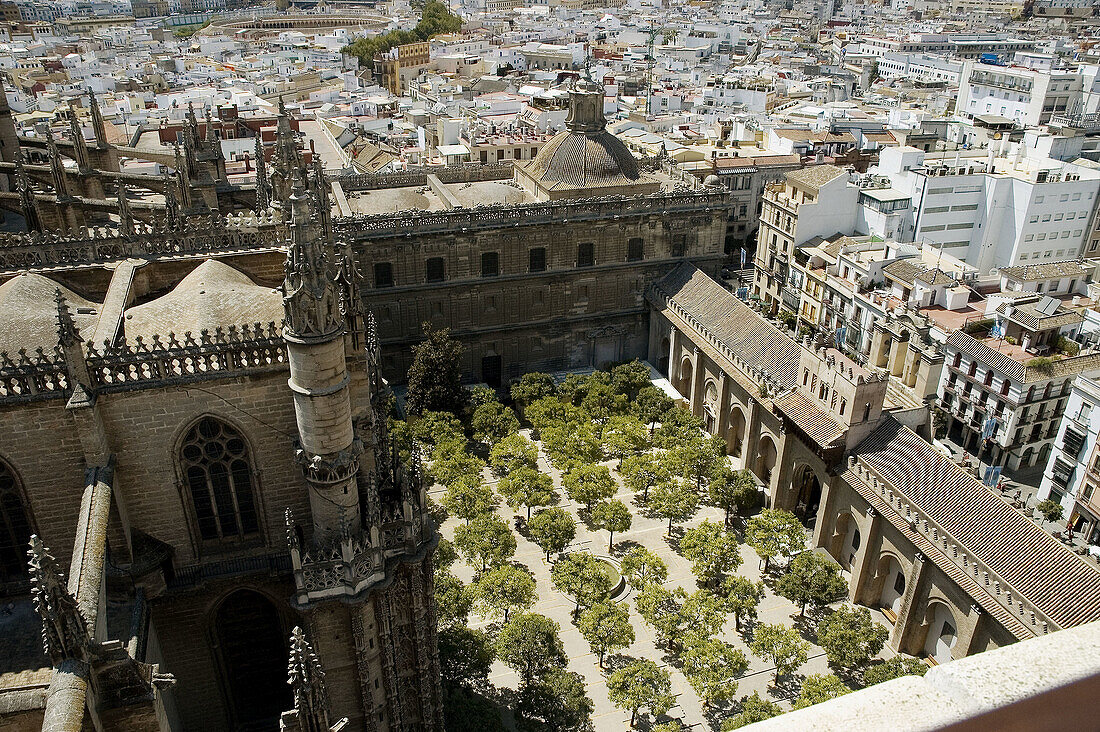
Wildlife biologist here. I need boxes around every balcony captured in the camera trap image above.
[968,69,1033,92]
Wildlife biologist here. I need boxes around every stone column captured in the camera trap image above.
[742,398,760,474]
[810,477,836,549]
[690,346,704,417]
[669,326,682,386]
[889,551,930,654]
[848,508,882,604]
[956,603,986,658]
[716,372,731,438]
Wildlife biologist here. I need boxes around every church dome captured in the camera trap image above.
[522,79,642,190]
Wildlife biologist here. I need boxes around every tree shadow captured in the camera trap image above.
[702,699,739,730]
[616,538,643,554]
[768,673,805,702]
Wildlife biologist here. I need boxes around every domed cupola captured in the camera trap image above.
[514,79,659,201]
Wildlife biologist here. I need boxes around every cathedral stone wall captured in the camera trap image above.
[0,401,90,565]
[96,378,306,565]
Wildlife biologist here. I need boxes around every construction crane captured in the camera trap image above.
[643,19,674,119]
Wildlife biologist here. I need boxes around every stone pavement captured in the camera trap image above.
[434,429,898,730]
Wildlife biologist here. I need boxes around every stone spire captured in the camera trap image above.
[282,185,341,341]
[287,627,331,732]
[565,77,606,135]
[182,103,199,175]
[46,128,70,199]
[272,98,303,204]
[310,155,330,238]
[68,115,90,172]
[15,148,40,231]
[117,184,134,234]
[205,107,216,143]
[163,168,179,228]
[28,535,89,665]
[87,91,107,148]
[254,133,270,211]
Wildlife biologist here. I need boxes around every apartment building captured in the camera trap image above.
[858,34,1035,59]
[754,164,859,313]
[1037,375,1100,545]
[957,60,1084,127]
[939,293,1100,470]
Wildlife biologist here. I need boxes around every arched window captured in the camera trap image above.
[181,418,259,543]
[0,461,32,587]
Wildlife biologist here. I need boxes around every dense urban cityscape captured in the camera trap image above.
[0,0,1097,729]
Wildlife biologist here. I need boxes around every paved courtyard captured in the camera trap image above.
[435,428,897,730]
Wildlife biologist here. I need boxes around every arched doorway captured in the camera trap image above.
[0,459,33,591]
[876,555,905,618]
[658,337,670,377]
[727,407,746,457]
[677,358,693,400]
[1020,446,1034,469]
[214,590,293,731]
[923,602,958,664]
[754,434,777,484]
[794,465,822,522]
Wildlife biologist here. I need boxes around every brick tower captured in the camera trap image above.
[281,158,442,731]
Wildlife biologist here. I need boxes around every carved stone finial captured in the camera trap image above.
[254,133,271,212]
[87,90,107,148]
[287,626,330,732]
[28,535,89,665]
[55,289,81,347]
[117,184,134,235]
[14,148,40,231]
[68,115,90,172]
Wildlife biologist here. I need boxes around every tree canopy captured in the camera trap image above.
[471,400,520,447]
[591,499,632,551]
[551,552,613,616]
[562,464,616,510]
[439,625,495,691]
[405,322,466,416]
[607,658,674,728]
[510,372,557,410]
[750,623,809,682]
[720,692,782,729]
[775,551,848,618]
[343,0,463,66]
[454,514,516,571]
[496,613,566,685]
[498,467,555,519]
[472,563,536,622]
[435,569,472,628]
[708,466,760,524]
[577,600,635,666]
[489,433,539,476]
[792,674,851,710]
[527,507,576,561]
[744,509,807,572]
[719,575,765,632]
[816,606,888,672]
[863,656,928,686]
[441,475,496,524]
[516,668,595,732]
[620,547,668,590]
[680,635,749,707]
[681,520,743,586]
[648,478,699,535]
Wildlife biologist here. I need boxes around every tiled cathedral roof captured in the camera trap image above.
[522,128,643,191]
[854,417,1100,630]
[651,262,801,390]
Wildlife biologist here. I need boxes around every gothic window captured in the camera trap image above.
[180,418,259,543]
[529,247,547,273]
[627,238,644,262]
[577,242,594,268]
[425,257,445,283]
[0,461,31,588]
[671,234,686,257]
[481,251,499,277]
[374,262,394,288]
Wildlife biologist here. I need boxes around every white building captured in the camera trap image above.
[957,60,1085,127]
[1037,375,1100,547]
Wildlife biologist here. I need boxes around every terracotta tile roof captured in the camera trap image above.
[649,263,801,390]
[773,389,846,448]
[854,417,1100,630]
[996,300,1084,331]
[946,330,1100,382]
[883,258,957,287]
[998,260,1090,282]
[785,163,847,192]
